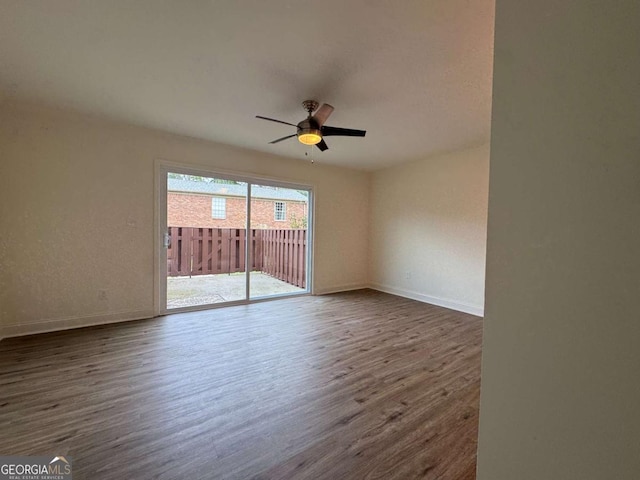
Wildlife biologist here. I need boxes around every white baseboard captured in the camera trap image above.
[368,283,484,317]
[313,283,369,296]
[1,310,155,339]
[0,285,482,340]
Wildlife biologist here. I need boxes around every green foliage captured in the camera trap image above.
[168,173,240,184]
[289,214,308,229]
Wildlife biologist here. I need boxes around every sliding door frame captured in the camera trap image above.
[153,159,314,316]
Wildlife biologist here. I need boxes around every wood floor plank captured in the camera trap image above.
[0,289,482,479]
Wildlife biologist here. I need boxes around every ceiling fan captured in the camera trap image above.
[256,100,366,152]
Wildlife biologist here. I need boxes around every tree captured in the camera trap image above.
[168,173,240,185]
[289,214,307,229]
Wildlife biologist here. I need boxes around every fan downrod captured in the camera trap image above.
[302,100,319,115]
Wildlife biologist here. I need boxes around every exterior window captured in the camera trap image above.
[212,197,226,219]
[274,201,286,221]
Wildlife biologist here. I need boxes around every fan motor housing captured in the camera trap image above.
[297,117,322,145]
[297,117,320,133]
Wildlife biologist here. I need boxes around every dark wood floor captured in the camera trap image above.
[0,290,483,479]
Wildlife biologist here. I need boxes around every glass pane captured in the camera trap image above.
[249,184,309,299]
[166,173,247,308]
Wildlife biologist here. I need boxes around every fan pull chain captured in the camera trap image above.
[305,146,314,164]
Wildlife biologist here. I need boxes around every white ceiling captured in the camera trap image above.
[0,0,494,171]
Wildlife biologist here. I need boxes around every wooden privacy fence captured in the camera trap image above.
[167,227,307,288]
[260,229,307,288]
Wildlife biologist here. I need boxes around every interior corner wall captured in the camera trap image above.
[369,144,490,316]
[477,0,640,478]
[0,102,370,338]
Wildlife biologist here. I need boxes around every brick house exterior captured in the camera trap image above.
[167,179,308,229]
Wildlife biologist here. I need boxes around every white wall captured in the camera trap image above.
[477,0,640,478]
[0,102,370,337]
[369,145,489,315]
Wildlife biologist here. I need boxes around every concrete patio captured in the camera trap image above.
[167,272,305,308]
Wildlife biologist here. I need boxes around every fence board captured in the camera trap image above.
[193,228,202,274]
[253,230,263,271]
[167,227,176,276]
[202,228,211,272]
[239,229,246,272]
[181,227,191,277]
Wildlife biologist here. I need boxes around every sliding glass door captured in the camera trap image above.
[158,166,312,312]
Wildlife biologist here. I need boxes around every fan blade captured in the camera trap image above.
[256,115,297,127]
[315,139,329,151]
[269,134,297,144]
[312,103,334,126]
[321,126,366,137]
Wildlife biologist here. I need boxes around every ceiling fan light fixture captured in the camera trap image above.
[298,129,322,145]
